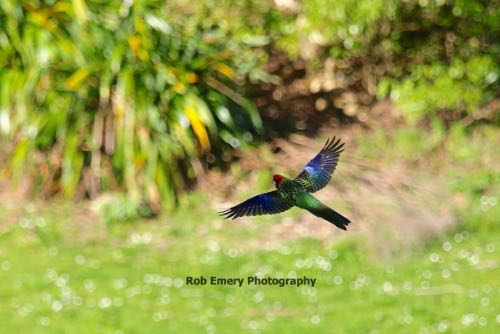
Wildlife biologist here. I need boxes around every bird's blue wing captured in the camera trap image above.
[295,137,344,192]
[220,191,293,219]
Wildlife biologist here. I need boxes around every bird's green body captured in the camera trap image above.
[294,190,322,210]
[275,178,302,202]
[221,137,351,230]
[275,177,350,230]
[276,177,323,209]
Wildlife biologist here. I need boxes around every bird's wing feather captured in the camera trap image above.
[294,137,344,192]
[220,191,293,219]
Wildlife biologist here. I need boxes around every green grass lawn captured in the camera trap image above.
[0,125,498,333]
[0,204,498,333]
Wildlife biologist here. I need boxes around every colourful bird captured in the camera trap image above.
[220,137,351,230]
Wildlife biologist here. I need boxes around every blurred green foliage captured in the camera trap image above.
[0,0,498,210]
[282,0,498,120]
[378,56,497,122]
[0,0,274,209]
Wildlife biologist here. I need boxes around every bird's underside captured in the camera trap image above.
[220,137,351,230]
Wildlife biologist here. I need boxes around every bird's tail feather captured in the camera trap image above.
[295,192,351,230]
[306,205,351,230]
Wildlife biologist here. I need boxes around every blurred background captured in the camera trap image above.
[0,0,498,332]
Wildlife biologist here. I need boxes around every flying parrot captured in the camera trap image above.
[220,137,351,230]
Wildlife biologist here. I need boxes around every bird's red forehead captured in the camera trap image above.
[273,174,284,185]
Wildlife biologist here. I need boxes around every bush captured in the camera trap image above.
[378,55,497,122]
[275,0,499,121]
[0,0,276,210]
[1,0,497,213]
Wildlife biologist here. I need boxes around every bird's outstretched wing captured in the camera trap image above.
[220,191,293,219]
[294,137,344,193]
